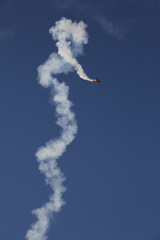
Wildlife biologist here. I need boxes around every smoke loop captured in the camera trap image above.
[26,17,91,240]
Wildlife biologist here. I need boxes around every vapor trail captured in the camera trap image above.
[26,17,90,240]
[49,18,95,82]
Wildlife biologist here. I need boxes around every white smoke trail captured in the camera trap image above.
[49,17,94,82]
[26,17,90,240]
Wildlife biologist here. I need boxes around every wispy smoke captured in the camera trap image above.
[26,17,90,240]
[96,16,123,39]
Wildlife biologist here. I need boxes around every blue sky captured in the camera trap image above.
[0,0,160,239]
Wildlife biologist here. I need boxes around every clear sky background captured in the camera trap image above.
[0,0,160,239]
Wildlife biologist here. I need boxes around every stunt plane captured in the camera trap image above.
[93,78,100,83]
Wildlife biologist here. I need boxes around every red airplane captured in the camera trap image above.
[93,78,100,83]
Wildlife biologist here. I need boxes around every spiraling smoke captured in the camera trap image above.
[25,17,90,240]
